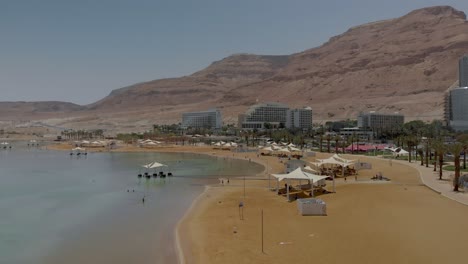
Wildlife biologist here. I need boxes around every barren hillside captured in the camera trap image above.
[1,5,467,132]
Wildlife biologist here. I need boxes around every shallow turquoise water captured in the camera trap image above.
[0,149,263,264]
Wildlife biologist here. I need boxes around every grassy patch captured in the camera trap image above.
[443,165,468,172]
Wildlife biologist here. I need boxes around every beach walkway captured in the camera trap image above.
[392,159,468,206]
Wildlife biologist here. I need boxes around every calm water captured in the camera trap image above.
[0,148,263,264]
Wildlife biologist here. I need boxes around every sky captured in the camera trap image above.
[1,0,468,105]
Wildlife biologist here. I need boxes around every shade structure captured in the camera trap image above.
[331,154,355,163]
[303,166,318,173]
[289,147,301,152]
[271,167,329,200]
[149,161,166,168]
[72,147,85,151]
[317,157,354,168]
[262,146,275,152]
[142,161,166,169]
[277,148,290,153]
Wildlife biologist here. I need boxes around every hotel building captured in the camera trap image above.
[445,55,468,131]
[286,107,313,130]
[459,54,468,87]
[448,87,468,131]
[238,102,312,130]
[357,112,404,132]
[181,109,222,130]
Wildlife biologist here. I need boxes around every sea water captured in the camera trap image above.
[0,148,263,264]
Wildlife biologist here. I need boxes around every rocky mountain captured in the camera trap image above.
[1,5,467,132]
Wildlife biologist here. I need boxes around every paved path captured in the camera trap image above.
[393,159,468,206]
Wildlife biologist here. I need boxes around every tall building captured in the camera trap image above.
[448,87,468,131]
[286,107,313,130]
[357,112,404,132]
[238,102,289,129]
[181,109,222,130]
[459,55,468,87]
[238,102,313,130]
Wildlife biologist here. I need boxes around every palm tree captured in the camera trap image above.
[447,142,464,191]
[456,134,468,170]
[326,134,332,153]
[417,147,424,166]
[334,135,341,153]
[319,134,323,152]
[432,140,445,179]
[425,138,430,168]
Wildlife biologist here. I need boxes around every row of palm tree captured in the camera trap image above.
[61,129,104,140]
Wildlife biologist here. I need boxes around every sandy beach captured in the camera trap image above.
[174,148,468,264]
[48,142,468,263]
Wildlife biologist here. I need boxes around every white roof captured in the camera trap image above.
[262,146,274,152]
[145,141,158,145]
[142,161,166,168]
[394,148,409,155]
[149,161,166,168]
[277,148,290,153]
[289,147,301,152]
[332,154,355,163]
[271,167,329,182]
[81,140,90,144]
[303,166,318,173]
[317,157,354,167]
[72,147,85,151]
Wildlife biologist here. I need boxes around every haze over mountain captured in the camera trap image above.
[1,5,467,132]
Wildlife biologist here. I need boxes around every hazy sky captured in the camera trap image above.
[1,0,468,105]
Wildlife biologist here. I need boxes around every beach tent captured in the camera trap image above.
[271,167,329,199]
[332,154,355,163]
[277,148,290,153]
[303,166,318,173]
[289,147,301,151]
[393,147,409,156]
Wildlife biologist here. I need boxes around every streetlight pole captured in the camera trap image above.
[244,175,246,198]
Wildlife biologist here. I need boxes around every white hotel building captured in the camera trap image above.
[238,102,312,130]
[181,109,222,130]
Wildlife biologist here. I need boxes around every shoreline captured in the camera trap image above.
[45,142,468,263]
[175,185,210,264]
[46,142,271,263]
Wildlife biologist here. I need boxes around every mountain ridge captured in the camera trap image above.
[1,5,467,132]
